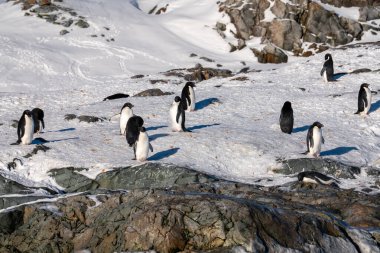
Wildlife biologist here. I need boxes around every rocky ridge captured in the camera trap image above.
[0,162,379,252]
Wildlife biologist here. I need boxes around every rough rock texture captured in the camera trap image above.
[163,64,233,82]
[252,44,288,63]
[218,0,378,58]
[133,88,174,97]
[0,162,379,252]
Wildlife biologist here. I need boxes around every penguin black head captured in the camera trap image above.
[312,121,324,128]
[360,83,370,88]
[185,81,196,88]
[23,110,32,118]
[283,101,292,108]
[139,126,146,133]
[174,96,181,102]
[123,102,134,109]
[297,172,305,182]
[32,108,44,119]
[324,54,332,61]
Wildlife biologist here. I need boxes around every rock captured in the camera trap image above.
[231,76,249,81]
[149,79,169,84]
[59,29,69,35]
[130,74,144,79]
[267,19,302,51]
[320,0,379,8]
[23,144,51,158]
[200,56,215,62]
[252,44,288,64]
[133,88,174,97]
[75,19,89,28]
[359,7,380,21]
[11,120,18,128]
[61,19,73,27]
[49,167,98,193]
[351,68,372,74]
[64,114,77,121]
[77,115,104,123]
[39,0,51,5]
[189,53,198,57]
[0,174,32,195]
[103,93,129,101]
[275,158,361,179]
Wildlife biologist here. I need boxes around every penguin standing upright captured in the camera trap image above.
[320,53,334,82]
[31,108,45,134]
[126,115,144,159]
[304,122,324,157]
[355,83,372,115]
[279,101,294,134]
[169,96,190,132]
[17,110,34,145]
[181,82,196,112]
[120,102,134,135]
[135,127,153,162]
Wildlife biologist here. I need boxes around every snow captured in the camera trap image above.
[313,0,360,21]
[0,0,379,199]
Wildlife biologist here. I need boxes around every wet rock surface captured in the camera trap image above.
[0,162,379,252]
[133,88,174,97]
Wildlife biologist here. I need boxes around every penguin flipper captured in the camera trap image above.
[320,67,326,76]
[307,128,314,149]
[322,136,325,144]
[176,105,182,123]
[41,119,45,129]
[149,143,153,152]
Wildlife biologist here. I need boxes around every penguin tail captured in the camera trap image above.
[301,151,309,155]
[354,111,360,115]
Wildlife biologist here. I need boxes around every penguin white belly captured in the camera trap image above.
[170,104,182,132]
[135,133,150,161]
[188,88,195,112]
[363,87,372,114]
[323,70,328,83]
[302,177,318,184]
[22,118,34,145]
[120,109,133,135]
[309,127,322,157]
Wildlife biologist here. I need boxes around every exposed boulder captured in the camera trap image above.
[133,88,174,97]
[252,44,288,63]
[359,6,380,21]
[320,0,380,8]
[267,19,302,51]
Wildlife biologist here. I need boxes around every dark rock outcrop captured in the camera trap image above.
[1,162,379,252]
[252,44,288,63]
[133,88,174,97]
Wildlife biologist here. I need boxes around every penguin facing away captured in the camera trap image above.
[31,108,45,134]
[126,115,144,159]
[169,96,191,132]
[181,82,196,112]
[17,110,34,145]
[304,122,324,157]
[320,53,334,82]
[355,83,372,115]
[120,102,134,135]
[297,171,339,187]
[135,127,153,162]
[279,101,294,134]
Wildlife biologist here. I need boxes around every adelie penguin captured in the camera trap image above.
[320,53,334,82]
[125,115,144,159]
[355,83,372,115]
[135,127,153,162]
[17,110,34,145]
[181,82,196,112]
[170,96,191,132]
[120,102,134,135]
[303,122,324,157]
[279,101,293,134]
[298,171,339,187]
[31,108,45,134]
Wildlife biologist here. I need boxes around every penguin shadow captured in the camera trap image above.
[45,128,76,133]
[146,125,167,131]
[149,133,169,142]
[369,99,380,113]
[187,123,220,132]
[32,137,79,144]
[148,148,179,161]
[320,146,358,156]
[292,125,309,133]
[195,98,220,110]
[333,72,348,81]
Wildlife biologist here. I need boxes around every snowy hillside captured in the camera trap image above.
[0,0,379,195]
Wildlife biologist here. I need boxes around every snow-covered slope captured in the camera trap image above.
[0,0,379,194]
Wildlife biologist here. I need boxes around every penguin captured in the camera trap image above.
[181,82,196,112]
[169,96,191,132]
[135,126,153,162]
[119,102,134,135]
[297,171,339,187]
[17,110,34,145]
[354,83,372,115]
[320,53,334,82]
[304,122,324,157]
[126,115,144,159]
[279,101,293,134]
[31,108,45,134]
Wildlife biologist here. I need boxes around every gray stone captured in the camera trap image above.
[267,19,302,51]
[49,167,98,193]
[133,88,174,97]
[64,114,76,121]
[252,44,288,63]
[75,19,89,28]
[60,29,69,35]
